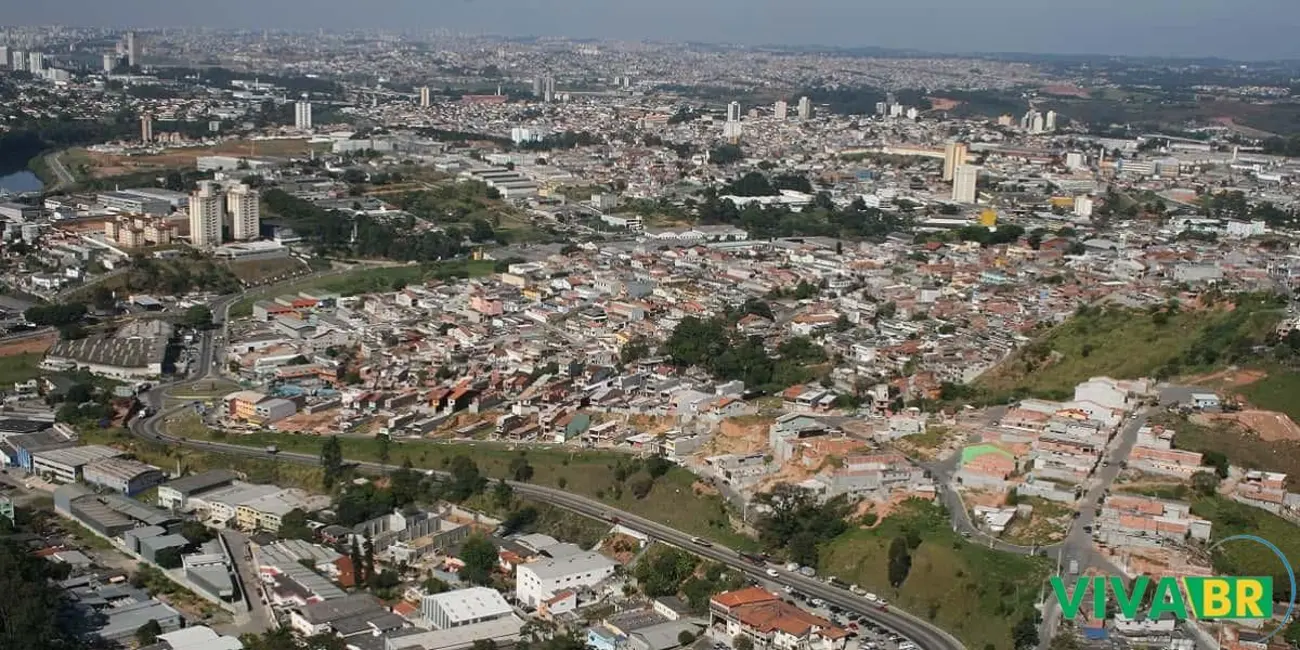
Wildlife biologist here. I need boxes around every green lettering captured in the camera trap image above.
[1147,577,1190,620]
[1051,576,1091,619]
[1109,576,1150,619]
[1092,576,1107,620]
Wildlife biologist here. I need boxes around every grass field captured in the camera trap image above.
[977,302,1282,400]
[163,419,755,549]
[224,256,311,286]
[1191,496,1300,584]
[819,500,1051,650]
[1151,412,1300,489]
[0,352,46,385]
[1240,369,1300,422]
[228,259,496,318]
[83,427,325,490]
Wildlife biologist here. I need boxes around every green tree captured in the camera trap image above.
[458,536,498,585]
[135,620,163,646]
[492,479,514,509]
[321,436,344,489]
[887,536,912,587]
[155,546,184,569]
[678,631,696,646]
[183,305,214,329]
[1191,471,1221,496]
[279,509,314,541]
[422,576,450,594]
[377,434,391,467]
[510,454,534,482]
[1012,616,1040,650]
[447,456,487,501]
[734,636,754,650]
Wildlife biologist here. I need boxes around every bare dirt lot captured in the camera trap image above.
[76,139,313,178]
[0,332,56,357]
[1196,410,1300,443]
[1183,367,1267,391]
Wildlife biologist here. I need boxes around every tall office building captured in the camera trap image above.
[774,100,788,120]
[543,76,556,103]
[11,50,25,72]
[126,31,140,67]
[727,101,742,123]
[226,183,261,241]
[188,182,224,247]
[419,86,431,108]
[952,165,979,204]
[797,96,812,120]
[1045,110,1058,132]
[1030,113,1045,134]
[294,101,313,130]
[102,53,118,73]
[942,142,968,182]
[0,47,8,69]
[26,52,42,75]
[532,77,543,97]
[140,113,153,144]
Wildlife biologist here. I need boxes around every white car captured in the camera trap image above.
[766,568,779,578]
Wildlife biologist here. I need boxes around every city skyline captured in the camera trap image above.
[4,0,1300,61]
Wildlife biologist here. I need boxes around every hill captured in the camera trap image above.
[976,296,1283,400]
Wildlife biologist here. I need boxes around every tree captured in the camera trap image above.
[182,305,214,329]
[377,434,391,467]
[278,508,314,541]
[321,436,344,489]
[422,576,450,594]
[135,620,163,646]
[734,636,754,650]
[349,537,364,587]
[1012,616,1040,650]
[678,631,696,646]
[887,536,912,587]
[1201,450,1230,479]
[1191,470,1221,496]
[23,302,86,327]
[492,479,514,509]
[180,520,216,544]
[510,454,534,482]
[471,640,498,650]
[447,456,487,501]
[629,474,654,499]
[362,534,376,585]
[458,536,498,585]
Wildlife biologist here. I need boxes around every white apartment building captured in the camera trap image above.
[295,101,313,130]
[226,183,261,241]
[515,551,617,607]
[189,181,224,247]
[952,165,979,204]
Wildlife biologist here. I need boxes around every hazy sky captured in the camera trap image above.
[11,0,1300,60]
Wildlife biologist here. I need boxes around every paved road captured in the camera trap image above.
[129,384,964,650]
[46,151,75,187]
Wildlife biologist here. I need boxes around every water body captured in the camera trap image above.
[0,170,43,194]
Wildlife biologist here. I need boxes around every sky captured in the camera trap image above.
[11,0,1300,61]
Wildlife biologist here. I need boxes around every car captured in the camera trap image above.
[766,568,779,578]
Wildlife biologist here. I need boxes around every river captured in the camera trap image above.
[0,170,44,194]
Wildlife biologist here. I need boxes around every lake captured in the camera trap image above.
[0,171,44,194]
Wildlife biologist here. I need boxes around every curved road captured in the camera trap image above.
[124,277,966,650]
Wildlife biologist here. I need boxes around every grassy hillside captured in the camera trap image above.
[819,500,1051,650]
[977,298,1283,400]
[1191,496,1300,593]
[1241,369,1300,422]
[160,418,754,550]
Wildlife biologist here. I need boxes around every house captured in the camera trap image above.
[1189,393,1220,410]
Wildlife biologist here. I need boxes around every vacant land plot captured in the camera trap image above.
[0,352,46,384]
[1001,497,1070,546]
[977,302,1281,399]
[1155,412,1300,490]
[820,500,1051,650]
[0,332,56,358]
[1197,410,1300,442]
[1191,496,1300,580]
[224,256,310,286]
[1241,369,1300,423]
[75,139,312,178]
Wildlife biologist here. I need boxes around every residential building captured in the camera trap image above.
[227,183,261,241]
[189,181,224,247]
[709,587,848,650]
[942,142,968,182]
[952,165,979,204]
[295,101,313,130]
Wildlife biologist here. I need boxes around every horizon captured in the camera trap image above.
[3,0,1298,62]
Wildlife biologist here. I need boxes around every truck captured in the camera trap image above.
[266,445,279,454]
[1068,559,1079,574]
